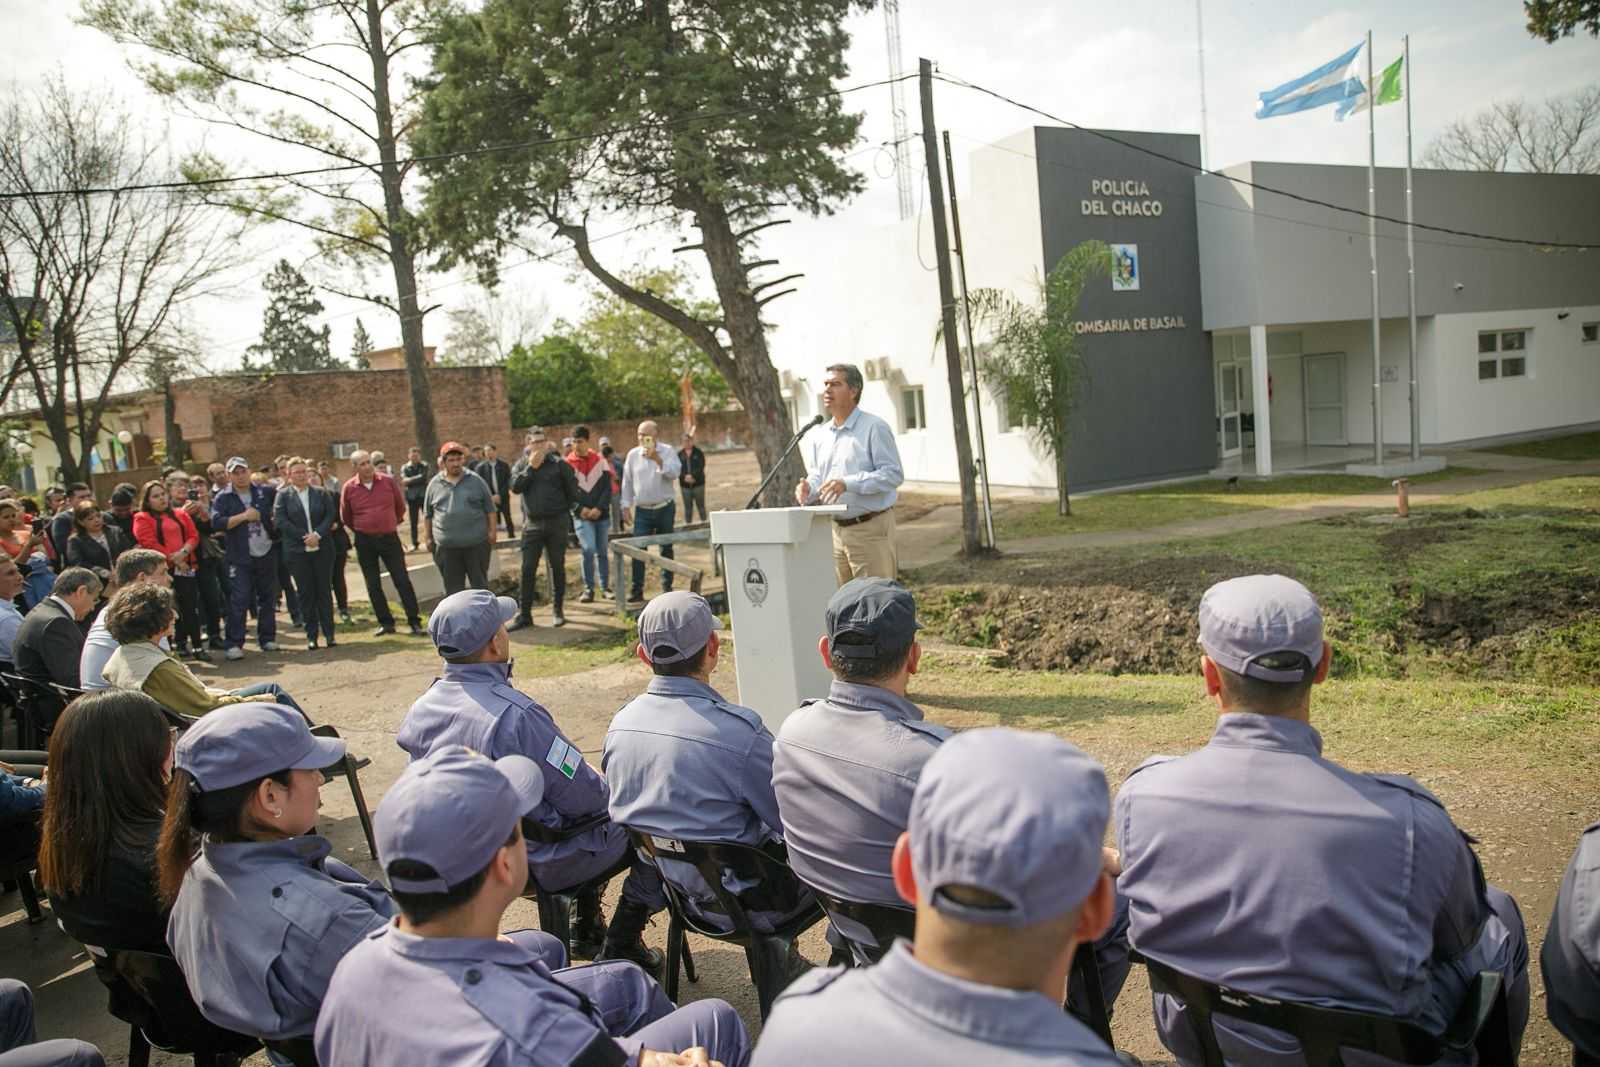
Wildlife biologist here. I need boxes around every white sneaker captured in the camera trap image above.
[262,641,280,652]
[225,647,245,661]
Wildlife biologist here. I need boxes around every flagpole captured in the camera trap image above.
[1403,34,1420,461]
[1365,29,1384,467]
[1196,0,1210,169]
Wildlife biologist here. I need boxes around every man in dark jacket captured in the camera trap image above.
[474,443,515,539]
[678,431,707,524]
[14,567,100,734]
[399,446,430,551]
[209,456,281,659]
[509,427,577,629]
[567,426,614,603]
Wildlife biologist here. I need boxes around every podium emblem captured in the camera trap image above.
[743,558,770,607]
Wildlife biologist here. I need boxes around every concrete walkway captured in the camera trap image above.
[898,456,1600,567]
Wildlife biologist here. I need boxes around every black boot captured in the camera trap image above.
[598,898,664,978]
[569,889,607,961]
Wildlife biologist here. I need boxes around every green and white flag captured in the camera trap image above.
[1339,54,1403,120]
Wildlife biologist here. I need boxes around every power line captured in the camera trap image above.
[0,73,918,202]
[933,71,1600,252]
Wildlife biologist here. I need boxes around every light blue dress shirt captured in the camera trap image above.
[0,599,21,664]
[803,407,904,519]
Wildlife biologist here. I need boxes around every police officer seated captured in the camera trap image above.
[1543,821,1600,1065]
[399,590,666,973]
[605,591,814,938]
[752,728,1123,1067]
[316,746,752,1067]
[771,578,1131,1007]
[0,979,104,1067]
[1116,574,1530,1067]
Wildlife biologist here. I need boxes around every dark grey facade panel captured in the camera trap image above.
[1032,127,1216,490]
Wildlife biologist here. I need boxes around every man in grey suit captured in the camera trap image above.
[273,456,338,650]
[14,567,100,736]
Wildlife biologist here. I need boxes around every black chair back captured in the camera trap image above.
[0,671,49,748]
[629,831,823,1018]
[263,1037,320,1067]
[808,885,914,966]
[80,946,260,1067]
[0,813,43,922]
[1141,955,1514,1067]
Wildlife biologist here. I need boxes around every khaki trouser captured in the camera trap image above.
[831,507,897,585]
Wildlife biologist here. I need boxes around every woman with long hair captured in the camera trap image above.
[64,499,133,588]
[132,479,207,662]
[157,702,394,1041]
[37,691,173,953]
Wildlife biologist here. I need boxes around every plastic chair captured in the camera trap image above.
[0,671,49,749]
[76,944,261,1067]
[262,1037,319,1067]
[518,811,613,953]
[628,831,824,1018]
[0,813,43,923]
[808,885,914,966]
[1139,954,1515,1067]
[307,724,377,859]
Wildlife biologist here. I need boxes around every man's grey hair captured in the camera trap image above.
[349,449,371,465]
[826,363,864,397]
[53,566,103,600]
[113,548,167,587]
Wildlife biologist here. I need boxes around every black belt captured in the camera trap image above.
[834,509,886,528]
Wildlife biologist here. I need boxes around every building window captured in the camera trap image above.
[1583,322,1598,344]
[1477,330,1529,381]
[331,440,360,459]
[900,387,927,432]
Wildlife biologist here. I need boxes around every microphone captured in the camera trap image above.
[805,413,824,428]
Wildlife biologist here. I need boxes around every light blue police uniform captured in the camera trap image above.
[163,702,395,1041]
[1542,820,1600,1063]
[1117,714,1530,1067]
[166,836,396,1040]
[605,675,807,932]
[315,745,751,1067]
[0,980,103,1067]
[754,728,1123,1067]
[398,659,662,908]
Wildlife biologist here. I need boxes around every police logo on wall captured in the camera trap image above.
[1111,243,1140,291]
[743,558,769,607]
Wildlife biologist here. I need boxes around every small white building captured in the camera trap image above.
[765,126,1600,491]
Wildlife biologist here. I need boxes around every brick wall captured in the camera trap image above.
[520,408,753,456]
[174,367,514,480]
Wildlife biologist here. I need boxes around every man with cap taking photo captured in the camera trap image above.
[605,591,815,939]
[754,728,1123,1067]
[316,745,751,1067]
[772,577,1131,1002]
[208,457,280,660]
[423,441,496,595]
[1116,573,1529,1067]
[398,590,669,974]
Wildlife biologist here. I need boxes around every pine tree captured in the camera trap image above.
[350,317,375,369]
[244,260,343,372]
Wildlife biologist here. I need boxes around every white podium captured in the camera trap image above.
[710,506,845,730]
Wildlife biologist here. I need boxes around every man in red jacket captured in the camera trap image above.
[339,449,424,637]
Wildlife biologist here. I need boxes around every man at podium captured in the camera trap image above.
[793,363,904,584]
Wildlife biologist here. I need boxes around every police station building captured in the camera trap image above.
[765,126,1600,491]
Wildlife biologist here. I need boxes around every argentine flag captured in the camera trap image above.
[1256,41,1366,120]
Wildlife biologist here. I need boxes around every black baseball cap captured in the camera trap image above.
[825,577,922,661]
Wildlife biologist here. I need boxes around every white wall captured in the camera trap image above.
[1430,305,1600,443]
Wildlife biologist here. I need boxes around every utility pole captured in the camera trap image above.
[919,59,982,557]
[942,130,996,549]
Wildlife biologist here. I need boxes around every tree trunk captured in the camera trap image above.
[1056,450,1072,516]
[690,197,806,507]
[364,0,439,464]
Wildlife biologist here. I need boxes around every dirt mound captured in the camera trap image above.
[1410,571,1600,646]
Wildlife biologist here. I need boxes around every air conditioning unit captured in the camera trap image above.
[864,356,893,381]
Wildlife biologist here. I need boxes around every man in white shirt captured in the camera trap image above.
[80,549,170,690]
[618,420,682,604]
[0,557,24,665]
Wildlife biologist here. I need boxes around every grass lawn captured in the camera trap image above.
[1480,430,1600,462]
[991,465,1481,540]
[912,475,1600,687]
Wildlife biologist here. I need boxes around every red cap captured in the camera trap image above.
[439,441,467,457]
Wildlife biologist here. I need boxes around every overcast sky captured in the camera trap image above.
[4,0,1594,371]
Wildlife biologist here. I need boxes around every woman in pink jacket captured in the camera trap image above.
[132,479,208,662]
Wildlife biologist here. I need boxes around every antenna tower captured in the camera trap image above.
[884,0,914,219]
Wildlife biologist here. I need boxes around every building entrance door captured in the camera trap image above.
[1303,353,1347,446]
[1216,361,1243,458]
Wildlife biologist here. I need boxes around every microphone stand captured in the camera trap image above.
[745,416,824,510]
